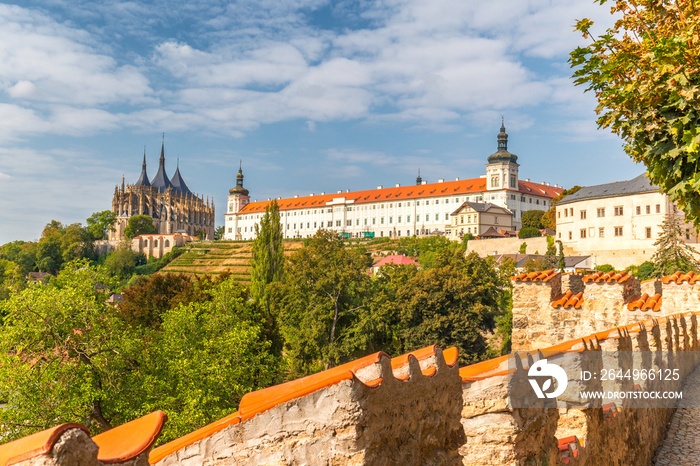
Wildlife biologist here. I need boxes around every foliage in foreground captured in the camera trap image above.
[0,261,280,444]
[572,0,700,225]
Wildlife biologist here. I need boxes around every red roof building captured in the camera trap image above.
[224,122,562,241]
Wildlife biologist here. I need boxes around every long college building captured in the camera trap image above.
[224,123,562,240]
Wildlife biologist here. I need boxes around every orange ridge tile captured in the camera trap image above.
[551,291,572,308]
[627,294,649,311]
[93,411,167,464]
[0,423,88,466]
[149,412,240,465]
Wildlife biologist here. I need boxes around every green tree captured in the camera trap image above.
[519,242,527,254]
[123,215,157,239]
[270,230,371,377]
[595,264,615,273]
[521,210,545,229]
[250,200,284,313]
[214,225,225,240]
[518,227,541,239]
[0,263,281,444]
[135,279,281,443]
[571,1,700,224]
[87,211,117,241]
[556,240,566,272]
[0,261,125,438]
[393,251,508,365]
[103,245,138,280]
[651,214,698,277]
[60,223,95,263]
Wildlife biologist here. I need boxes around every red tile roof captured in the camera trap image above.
[551,291,583,309]
[661,271,700,284]
[236,177,561,214]
[373,255,420,267]
[512,270,559,282]
[582,271,632,283]
[627,293,662,312]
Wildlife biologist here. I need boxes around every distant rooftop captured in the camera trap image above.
[558,174,658,205]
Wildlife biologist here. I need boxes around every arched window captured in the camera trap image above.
[165,240,170,247]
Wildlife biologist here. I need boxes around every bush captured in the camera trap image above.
[518,227,541,239]
[595,264,615,273]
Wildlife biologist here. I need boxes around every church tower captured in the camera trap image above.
[485,119,519,192]
[225,163,250,240]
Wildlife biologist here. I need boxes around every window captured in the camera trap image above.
[435,214,439,221]
[646,205,651,214]
[228,227,232,233]
[494,217,499,224]
[356,219,359,226]
[558,211,560,218]
[636,206,641,215]
[599,227,605,238]
[686,229,690,240]
[511,175,516,188]
[615,226,623,237]
[580,229,586,239]
[564,209,568,218]
[569,208,573,216]
[597,208,605,217]
[335,220,341,227]
[416,201,420,206]
[372,218,376,225]
[426,214,429,221]
[491,175,499,187]
[407,215,411,222]
[398,216,402,223]
[580,210,587,220]
[656,204,661,213]
[536,200,540,205]
[461,216,464,224]
[381,218,384,224]
[614,206,623,216]
[398,203,402,207]
[568,231,572,240]
[347,220,352,226]
[511,194,516,200]
[646,227,652,239]
[445,213,449,220]
[389,217,393,224]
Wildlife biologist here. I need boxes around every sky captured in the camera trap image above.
[0,0,642,244]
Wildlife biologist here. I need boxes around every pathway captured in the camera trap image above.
[653,363,700,465]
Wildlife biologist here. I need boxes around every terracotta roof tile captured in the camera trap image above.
[558,435,582,464]
[93,410,167,464]
[0,423,88,466]
[602,402,620,421]
[551,291,583,309]
[149,412,240,465]
[662,270,700,284]
[512,270,559,282]
[237,178,560,214]
[627,293,662,312]
[582,271,631,283]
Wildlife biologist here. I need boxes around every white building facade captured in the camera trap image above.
[224,123,562,240]
[556,174,698,268]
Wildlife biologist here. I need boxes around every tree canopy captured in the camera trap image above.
[571,1,700,224]
[521,210,545,229]
[651,213,698,277]
[124,215,157,239]
[250,200,284,313]
[87,211,117,241]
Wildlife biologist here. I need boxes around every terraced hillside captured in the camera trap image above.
[160,241,304,283]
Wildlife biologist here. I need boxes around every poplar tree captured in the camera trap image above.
[250,200,284,312]
[651,214,698,277]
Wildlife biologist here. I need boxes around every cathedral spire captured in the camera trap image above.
[487,119,518,164]
[416,169,422,185]
[151,133,173,192]
[229,161,249,196]
[135,146,151,187]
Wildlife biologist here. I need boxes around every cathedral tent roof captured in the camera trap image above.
[151,141,173,193]
[170,162,192,196]
[134,151,150,187]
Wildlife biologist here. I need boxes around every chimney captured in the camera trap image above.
[337,190,342,194]
[455,177,460,181]
[294,195,299,198]
[421,181,427,185]
[310,193,314,196]
[395,183,400,187]
[438,179,444,183]
[321,192,325,195]
[377,185,383,189]
[526,178,530,182]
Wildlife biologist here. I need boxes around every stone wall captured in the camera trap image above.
[466,236,549,257]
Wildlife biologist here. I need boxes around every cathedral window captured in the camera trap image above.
[491,175,499,187]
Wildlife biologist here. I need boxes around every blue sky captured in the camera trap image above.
[0,0,640,244]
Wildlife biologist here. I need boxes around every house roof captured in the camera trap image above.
[558,173,657,205]
[451,201,511,216]
[373,255,420,267]
[479,227,505,238]
[237,177,561,215]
